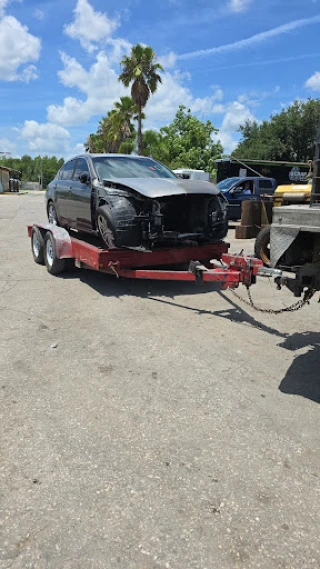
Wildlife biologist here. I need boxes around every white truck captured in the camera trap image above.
[173,169,210,182]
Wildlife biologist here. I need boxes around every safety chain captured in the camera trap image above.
[230,286,316,315]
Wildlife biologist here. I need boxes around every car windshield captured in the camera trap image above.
[217,177,241,191]
[92,156,176,180]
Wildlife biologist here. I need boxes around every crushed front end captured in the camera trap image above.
[141,193,228,247]
[99,178,228,249]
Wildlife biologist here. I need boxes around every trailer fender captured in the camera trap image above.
[28,224,73,259]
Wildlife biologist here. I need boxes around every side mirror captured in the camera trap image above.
[230,187,242,195]
[79,172,90,184]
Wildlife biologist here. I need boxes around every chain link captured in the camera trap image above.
[230,286,316,314]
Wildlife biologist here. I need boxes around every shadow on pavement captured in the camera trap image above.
[278,332,320,404]
[61,269,286,338]
[148,290,287,339]
[60,266,223,299]
[62,267,320,403]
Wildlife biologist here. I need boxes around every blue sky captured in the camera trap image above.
[1,0,320,158]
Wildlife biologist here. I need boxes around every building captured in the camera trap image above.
[0,166,21,193]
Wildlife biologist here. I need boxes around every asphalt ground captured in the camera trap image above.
[0,192,319,569]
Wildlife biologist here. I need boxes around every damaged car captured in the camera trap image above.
[46,154,228,249]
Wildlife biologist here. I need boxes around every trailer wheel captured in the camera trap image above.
[31,226,45,265]
[97,206,118,249]
[44,232,66,275]
[254,226,271,267]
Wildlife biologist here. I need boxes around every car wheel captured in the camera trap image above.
[44,232,66,275]
[254,226,271,267]
[47,201,60,226]
[31,226,45,264]
[97,206,118,249]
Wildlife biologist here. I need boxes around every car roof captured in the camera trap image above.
[245,176,274,180]
[72,153,153,160]
[222,176,275,181]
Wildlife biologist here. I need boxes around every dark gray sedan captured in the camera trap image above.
[46,154,228,249]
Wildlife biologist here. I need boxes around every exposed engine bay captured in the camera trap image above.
[98,178,228,249]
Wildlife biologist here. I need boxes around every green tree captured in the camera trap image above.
[142,106,223,176]
[234,99,320,161]
[85,133,105,153]
[119,44,163,155]
[0,155,64,188]
[112,96,138,141]
[85,97,144,154]
[141,129,170,163]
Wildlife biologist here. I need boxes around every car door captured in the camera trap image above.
[69,158,92,231]
[54,160,77,225]
[256,179,275,198]
[228,180,253,219]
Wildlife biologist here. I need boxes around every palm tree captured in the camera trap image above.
[119,44,164,155]
[94,98,137,153]
[111,96,139,147]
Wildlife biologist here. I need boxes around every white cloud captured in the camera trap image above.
[158,51,177,69]
[47,51,127,126]
[228,0,252,12]
[21,65,38,82]
[0,12,41,81]
[305,71,320,91]
[64,143,86,160]
[21,121,71,153]
[33,8,44,20]
[105,37,131,64]
[64,0,119,53]
[43,0,259,157]
[47,45,226,134]
[0,136,17,154]
[47,43,252,156]
[178,15,320,60]
[215,101,256,154]
[0,0,9,17]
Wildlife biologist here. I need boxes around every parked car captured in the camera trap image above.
[46,154,228,249]
[217,176,277,220]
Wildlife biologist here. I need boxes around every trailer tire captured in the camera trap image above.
[255,226,271,267]
[31,226,45,264]
[44,232,67,275]
[97,206,118,249]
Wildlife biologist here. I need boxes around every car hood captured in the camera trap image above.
[102,177,220,199]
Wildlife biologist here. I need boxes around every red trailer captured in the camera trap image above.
[28,223,270,290]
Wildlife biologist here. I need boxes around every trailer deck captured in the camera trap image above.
[28,223,268,289]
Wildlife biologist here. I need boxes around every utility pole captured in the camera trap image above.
[38,156,43,190]
[40,156,43,191]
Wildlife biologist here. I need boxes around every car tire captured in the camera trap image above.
[254,226,271,267]
[97,206,118,249]
[47,201,60,226]
[31,226,45,264]
[44,232,67,275]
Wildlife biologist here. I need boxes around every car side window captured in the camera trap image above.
[72,158,90,181]
[258,180,274,194]
[234,181,252,193]
[60,160,76,180]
